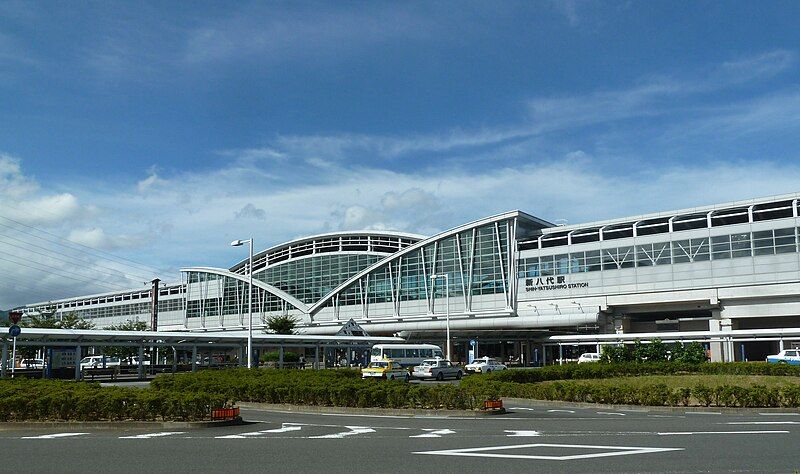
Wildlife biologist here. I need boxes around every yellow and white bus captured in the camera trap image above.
[370,344,444,367]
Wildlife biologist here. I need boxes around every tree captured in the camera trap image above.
[102,319,150,359]
[22,311,94,329]
[264,315,298,335]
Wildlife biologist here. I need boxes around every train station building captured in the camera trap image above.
[17,192,800,365]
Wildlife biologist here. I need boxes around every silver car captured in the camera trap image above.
[412,359,463,381]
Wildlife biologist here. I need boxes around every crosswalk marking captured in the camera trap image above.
[505,430,542,437]
[309,426,375,439]
[410,429,456,438]
[21,432,89,439]
[119,432,185,439]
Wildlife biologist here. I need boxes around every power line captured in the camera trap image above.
[0,234,156,284]
[0,252,133,292]
[0,213,163,275]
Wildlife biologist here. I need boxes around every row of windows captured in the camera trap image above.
[65,298,187,321]
[518,227,800,277]
[520,199,797,250]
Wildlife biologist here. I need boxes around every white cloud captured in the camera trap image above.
[137,167,168,192]
[235,203,267,221]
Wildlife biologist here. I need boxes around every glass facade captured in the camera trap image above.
[253,254,382,304]
[316,219,514,315]
[519,226,800,277]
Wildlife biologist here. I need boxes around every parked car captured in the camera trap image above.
[464,357,507,374]
[578,353,601,363]
[21,358,45,369]
[767,349,800,365]
[79,356,121,369]
[361,359,409,381]
[412,359,463,380]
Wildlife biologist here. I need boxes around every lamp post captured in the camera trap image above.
[429,274,451,361]
[231,238,254,368]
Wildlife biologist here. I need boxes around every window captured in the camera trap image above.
[555,254,570,275]
[636,244,654,267]
[711,235,731,260]
[775,228,797,254]
[569,252,586,273]
[690,238,710,261]
[672,240,691,263]
[752,230,775,256]
[585,250,601,272]
[730,233,752,258]
[539,256,554,276]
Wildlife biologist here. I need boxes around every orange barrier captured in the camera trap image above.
[211,407,240,420]
[483,399,503,410]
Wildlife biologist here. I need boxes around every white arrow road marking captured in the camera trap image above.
[21,433,89,439]
[410,429,456,438]
[119,432,185,439]
[547,409,575,414]
[309,426,375,439]
[597,412,626,416]
[657,430,789,436]
[505,430,542,437]
[215,423,304,439]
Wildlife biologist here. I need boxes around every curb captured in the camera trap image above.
[0,417,245,430]
[502,397,800,414]
[237,402,503,418]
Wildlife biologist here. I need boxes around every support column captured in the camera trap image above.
[345,346,351,367]
[558,344,563,366]
[192,346,198,372]
[708,312,726,362]
[1,341,7,378]
[314,346,320,370]
[138,346,145,380]
[239,346,245,367]
[75,345,82,381]
[172,347,178,373]
[278,346,284,369]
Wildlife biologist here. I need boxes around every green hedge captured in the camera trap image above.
[151,368,481,409]
[0,379,227,422]
[461,377,800,407]
[484,362,800,384]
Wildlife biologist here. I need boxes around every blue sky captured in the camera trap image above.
[2,1,800,306]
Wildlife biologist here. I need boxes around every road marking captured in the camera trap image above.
[597,412,626,416]
[410,429,456,438]
[216,423,304,439]
[547,409,575,414]
[415,443,682,461]
[119,432,185,439]
[509,407,536,411]
[759,412,800,416]
[21,433,89,439]
[262,424,304,433]
[505,430,542,437]
[657,430,789,436]
[309,426,375,439]
[685,411,721,415]
[724,421,800,425]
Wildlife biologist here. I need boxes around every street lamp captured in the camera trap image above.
[231,238,254,368]
[429,274,451,361]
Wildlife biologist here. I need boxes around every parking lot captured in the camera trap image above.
[2,404,799,472]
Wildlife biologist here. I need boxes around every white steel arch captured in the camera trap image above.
[181,266,311,313]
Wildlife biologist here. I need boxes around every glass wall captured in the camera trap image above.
[519,226,800,277]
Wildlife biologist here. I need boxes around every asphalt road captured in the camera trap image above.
[1,404,799,473]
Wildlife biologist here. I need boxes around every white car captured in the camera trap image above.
[464,357,507,374]
[578,353,601,363]
[80,356,121,369]
[412,359,463,380]
[21,358,45,369]
[767,349,800,365]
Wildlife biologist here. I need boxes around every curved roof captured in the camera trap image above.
[229,230,425,274]
[307,210,549,315]
[181,266,310,312]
